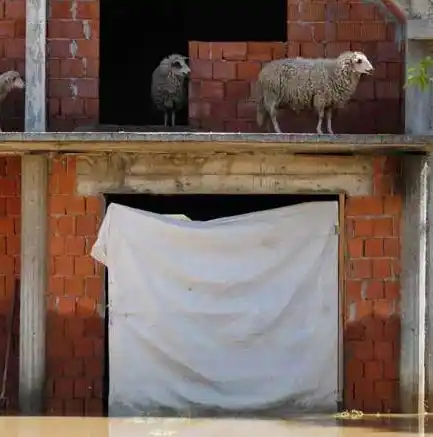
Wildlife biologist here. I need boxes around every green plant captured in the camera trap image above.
[406,56,433,91]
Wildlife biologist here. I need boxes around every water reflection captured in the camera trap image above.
[0,414,432,437]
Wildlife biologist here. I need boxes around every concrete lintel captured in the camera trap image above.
[19,155,48,415]
[407,19,433,40]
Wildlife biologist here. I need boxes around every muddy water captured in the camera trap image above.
[1,415,433,437]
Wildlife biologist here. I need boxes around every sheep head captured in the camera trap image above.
[160,54,190,78]
[337,51,374,76]
[0,70,25,95]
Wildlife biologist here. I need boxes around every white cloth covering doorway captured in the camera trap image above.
[91,201,339,417]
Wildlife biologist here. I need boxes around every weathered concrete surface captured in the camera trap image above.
[400,154,428,413]
[75,153,374,196]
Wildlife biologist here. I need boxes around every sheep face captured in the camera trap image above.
[2,71,25,93]
[163,54,191,78]
[339,51,374,75]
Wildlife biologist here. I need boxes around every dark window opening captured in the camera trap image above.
[102,193,338,416]
[99,0,287,127]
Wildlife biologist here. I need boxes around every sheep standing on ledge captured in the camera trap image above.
[0,71,25,132]
[255,51,374,134]
[151,54,190,128]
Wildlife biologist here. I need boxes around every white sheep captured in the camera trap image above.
[0,71,25,131]
[255,51,374,134]
[150,54,190,128]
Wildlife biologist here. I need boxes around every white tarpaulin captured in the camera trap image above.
[91,201,339,417]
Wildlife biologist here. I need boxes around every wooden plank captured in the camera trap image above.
[19,155,47,414]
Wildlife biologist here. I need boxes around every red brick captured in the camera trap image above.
[354,378,375,399]
[383,359,399,380]
[5,1,25,19]
[350,340,375,360]
[286,42,300,57]
[247,43,272,61]
[65,277,85,297]
[76,41,99,59]
[374,341,393,360]
[288,23,313,41]
[51,236,65,256]
[76,2,99,19]
[350,3,376,20]
[346,358,364,381]
[237,62,261,80]
[61,59,85,78]
[65,319,84,339]
[66,197,86,215]
[51,1,73,18]
[74,256,95,276]
[353,219,373,237]
[0,21,15,37]
[54,256,74,276]
[299,3,326,21]
[365,361,383,381]
[49,277,65,297]
[74,377,93,398]
[0,217,15,235]
[199,81,224,100]
[57,296,76,315]
[86,357,102,377]
[384,280,399,299]
[65,399,84,416]
[85,277,101,299]
[372,259,392,279]
[346,280,361,301]
[85,198,100,215]
[375,81,401,100]
[350,259,371,279]
[364,316,384,339]
[85,318,103,337]
[326,42,350,57]
[375,380,395,400]
[364,239,383,257]
[383,238,399,257]
[56,216,76,235]
[63,358,84,377]
[55,378,74,399]
[75,79,98,98]
[65,236,85,256]
[301,42,325,58]
[189,59,212,80]
[212,61,236,80]
[225,81,250,100]
[366,281,384,300]
[348,238,363,258]
[383,196,402,215]
[222,43,247,60]
[75,215,96,236]
[74,338,94,358]
[372,218,393,237]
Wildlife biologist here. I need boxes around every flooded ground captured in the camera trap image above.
[0,414,433,437]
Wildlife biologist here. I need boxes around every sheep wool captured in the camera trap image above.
[255,51,374,134]
[151,54,191,128]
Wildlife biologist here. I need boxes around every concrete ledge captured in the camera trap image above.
[407,19,433,40]
[0,132,431,154]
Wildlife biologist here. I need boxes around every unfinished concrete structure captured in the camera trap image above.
[0,0,432,418]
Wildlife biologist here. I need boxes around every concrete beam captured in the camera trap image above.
[401,155,428,413]
[407,19,433,40]
[25,0,46,131]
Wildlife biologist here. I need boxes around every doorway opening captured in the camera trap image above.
[102,193,340,416]
[99,0,287,127]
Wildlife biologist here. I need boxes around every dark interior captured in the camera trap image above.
[99,0,287,127]
[102,193,338,416]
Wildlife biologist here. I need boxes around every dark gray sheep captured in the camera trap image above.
[0,71,25,131]
[150,54,190,128]
[255,51,374,134]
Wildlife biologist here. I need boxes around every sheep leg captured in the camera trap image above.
[171,111,176,128]
[268,106,281,133]
[316,108,324,134]
[163,112,168,128]
[326,109,334,134]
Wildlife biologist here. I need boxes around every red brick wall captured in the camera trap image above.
[0,157,20,412]
[47,0,99,131]
[46,157,103,415]
[189,1,405,134]
[0,155,402,414]
[345,157,401,412]
[0,0,25,131]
